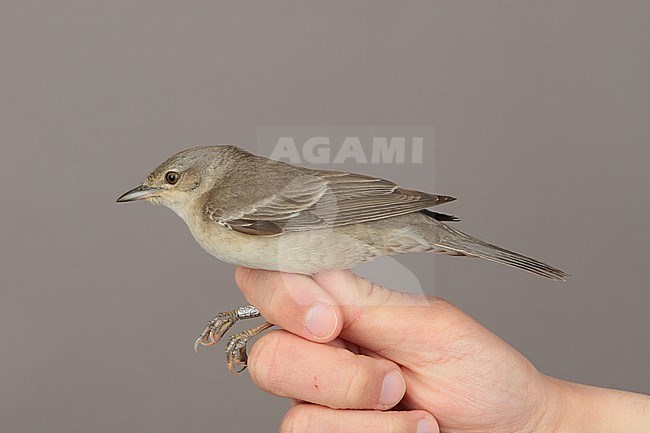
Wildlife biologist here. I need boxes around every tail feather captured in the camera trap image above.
[434,224,570,281]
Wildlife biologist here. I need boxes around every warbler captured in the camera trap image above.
[117,145,568,372]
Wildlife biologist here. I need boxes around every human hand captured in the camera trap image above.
[235,267,650,433]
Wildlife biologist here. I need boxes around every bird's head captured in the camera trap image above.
[116,145,243,218]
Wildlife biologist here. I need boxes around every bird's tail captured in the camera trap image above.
[432,223,569,281]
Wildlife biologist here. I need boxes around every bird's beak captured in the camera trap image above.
[116,185,157,202]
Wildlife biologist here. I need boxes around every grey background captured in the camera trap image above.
[1,1,648,432]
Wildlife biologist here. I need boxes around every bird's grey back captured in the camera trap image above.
[196,145,456,236]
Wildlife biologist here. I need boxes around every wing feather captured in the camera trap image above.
[204,169,454,236]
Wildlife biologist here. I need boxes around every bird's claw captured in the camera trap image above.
[223,322,274,375]
[194,312,239,353]
[194,306,270,374]
[225,333,250,375]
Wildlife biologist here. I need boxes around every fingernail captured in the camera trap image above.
[379,370,406,408]
[304,304,338,339]
[417,417,439,433]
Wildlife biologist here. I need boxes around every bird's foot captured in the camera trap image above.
[194,305,261,353]
[225,322,274,374]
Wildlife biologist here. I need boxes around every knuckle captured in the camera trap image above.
[280,406,312,433]
[340,358,372,407]
[384,417,401,433]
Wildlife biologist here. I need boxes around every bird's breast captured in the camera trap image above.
[183,215,373,274]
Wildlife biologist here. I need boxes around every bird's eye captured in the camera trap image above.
[165,171,179,185]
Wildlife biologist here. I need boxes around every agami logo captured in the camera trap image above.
[269,136,425,164]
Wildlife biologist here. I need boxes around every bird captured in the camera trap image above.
[117,144,568,372]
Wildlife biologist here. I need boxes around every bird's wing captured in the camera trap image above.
[204,169,455,236]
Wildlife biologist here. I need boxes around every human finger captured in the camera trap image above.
[280,404,439,433]
[249,330,406,410]
[235,267,342,343]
